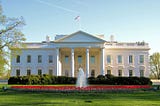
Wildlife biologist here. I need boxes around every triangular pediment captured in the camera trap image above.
[54,31,106,43]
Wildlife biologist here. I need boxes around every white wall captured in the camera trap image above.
[11,49,56,76]
[104,49,149,77]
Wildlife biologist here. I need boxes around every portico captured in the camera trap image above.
[57,47,105,77]
[54,31,106,77]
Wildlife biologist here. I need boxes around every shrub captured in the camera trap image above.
[40,74,52,85]
[8,74,152,85]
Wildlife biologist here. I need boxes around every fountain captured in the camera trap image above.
[76,67,87,88]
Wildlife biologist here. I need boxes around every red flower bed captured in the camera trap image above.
[10,85,151,92]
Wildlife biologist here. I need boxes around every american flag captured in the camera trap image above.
[74,16,80,21]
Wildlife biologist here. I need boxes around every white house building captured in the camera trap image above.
[11,31,150,78]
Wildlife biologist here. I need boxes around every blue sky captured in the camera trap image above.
[2,0,160,54]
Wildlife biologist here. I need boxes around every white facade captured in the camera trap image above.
[11,31,150,77]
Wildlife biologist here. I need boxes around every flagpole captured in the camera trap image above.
[79,18,81,30]
[75,16,81,30]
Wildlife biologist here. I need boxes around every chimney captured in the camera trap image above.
[110,35,114,42]
[46,35,50,42]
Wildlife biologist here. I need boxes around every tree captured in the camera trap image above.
[150,52,160,79]
[0,4,26,76]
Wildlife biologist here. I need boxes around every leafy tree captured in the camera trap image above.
[150,52,160,79]
[0,4,26,76]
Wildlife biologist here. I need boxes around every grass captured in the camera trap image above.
[0,84,160,106]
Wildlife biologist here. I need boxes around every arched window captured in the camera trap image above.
[27,69,31,76]
[107,70,111,75]
[129,70,133,77]
[38,69,42,76]
[49,69,53,75]
[140,70,144,77]
[91,70,95,77]
[118,70,122,77]
[65,70,69,77]
[139,66,145,77]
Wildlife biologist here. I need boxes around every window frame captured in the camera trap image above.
[117,55,122,64]
[129,70,133,77]
[140,70,144,77]
[38,55,42,63]
[107,70,111,75]
[118,70,122,77]
[49,69,53,75]
[16,55,20,63]
[91,70,95,77]
[128,55,133,64]
[139,55,144,64]
[27,69,31,76]
[38,69,42,76]
[65,55,69,64]
[27,55,31,63]
[106,55,111,64]
[48,55,53,63]
[16,69,20,76]
[90,56,95,64]
[78,55,82,63]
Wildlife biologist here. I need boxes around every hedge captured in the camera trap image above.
[8,74,152,85]
[88,74,152,85]
[8,74,77,85]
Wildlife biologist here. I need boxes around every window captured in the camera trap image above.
[38,69,42,75]
[65,56,69,64]
[49,69,53,75]
[38,55,42,63]
[118,70,122,77]
[107,70,111,75]
[107,55,111,64]
[118,55,122,64]
[16,69,20,76]
[139,55,144,64]
[16,55,20,63]
[27,69,31,76]
[91,56,95,64]
[129,55,133,63]
[91,70,95,77]
[49,55,53,63]
[78,56,82,63]
[140,70,144,77]
[65,70,69,77]
[27,55,31,63]
[129,70,133,77]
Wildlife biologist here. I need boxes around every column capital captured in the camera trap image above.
[56,47,59,50]
[101,47,105,49]
[86,48,89,52]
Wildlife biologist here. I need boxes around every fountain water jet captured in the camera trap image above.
[76,67,87,88]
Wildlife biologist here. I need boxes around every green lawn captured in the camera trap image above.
[0,85,160,106]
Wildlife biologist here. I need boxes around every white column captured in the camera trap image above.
[101,47,105,75]
[71,48,74,77]
[86,48,89,78]
[56,48,59,76]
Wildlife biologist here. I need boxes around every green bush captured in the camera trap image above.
[87,75,152,85]
[40,74,52,85]
[8,74,152,85]
[8,75,77,85]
